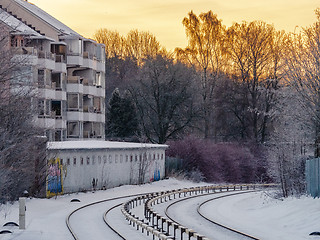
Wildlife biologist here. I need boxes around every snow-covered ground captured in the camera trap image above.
[0,178,320,240]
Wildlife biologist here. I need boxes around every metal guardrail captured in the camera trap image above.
[122,184,277,240]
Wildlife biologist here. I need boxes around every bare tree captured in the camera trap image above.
[93,28,126,59]
[285,8,320,156]
[137,150,150,185]
[125,29,163,64]
[225,21,283,143]
[175,11,226,139]
[130,54,198,144]
[0,24,47,202]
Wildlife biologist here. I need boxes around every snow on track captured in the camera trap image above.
[155,190,254,239]
[1,179,320,240]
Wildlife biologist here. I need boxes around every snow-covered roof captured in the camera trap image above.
[47,140,168,150]
[14,0,81,37]
[0,8,41,36]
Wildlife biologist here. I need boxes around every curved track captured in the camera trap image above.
[197,192,260,239]
[68,184,275,240]
[66,193,149,240]
[103,203,126,239]
[164,190,260,239]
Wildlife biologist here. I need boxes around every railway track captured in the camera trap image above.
[66,193,152,240]
[103,203,126,239]
[164,190,260,239]
[66,184,276,240]
[122,184,277,240]
[197,192,260,239]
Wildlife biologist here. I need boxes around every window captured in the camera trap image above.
[67,93,80,110]
[126,155,128,162]
[67,121,80,138]
[79,39,82,54]
[86,156,90,165]
[98,156,101,164]
[38,99,51,117]
[45,69,52,88]
[115,154,118,163]
[54,129,63,141]
[60,159,64,165]
[108,155,112,163]
[51,101,62,117]
[38,69,45,88]
[92,155,95,165]
[95,72,102,87]
[103,155,107,164]
[73,157,77,165]
[120,155,123,163]
[80,157,84,165]
[45,100,50,116]
[67,158,70,165]
[130,155,133,162]
[11,36,18,47]
[38,99,45,116]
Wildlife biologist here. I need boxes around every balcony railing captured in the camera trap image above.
[13,47,37,55]
[13,47,67,64]
[83,105,94,113]
[83,51,96,60]
[38,51,55,60]
[55,54,66,63]
[83,131,102,139]
[67,76,81,84]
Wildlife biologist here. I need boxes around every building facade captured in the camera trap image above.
[0,0,106,141]
[0,0,169,196]
[46,141,167,196]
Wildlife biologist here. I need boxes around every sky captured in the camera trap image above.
[32,0,320,51]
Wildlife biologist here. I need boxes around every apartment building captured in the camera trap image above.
[0,0,106,141]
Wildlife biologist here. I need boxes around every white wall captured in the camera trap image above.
[47,147,166,194]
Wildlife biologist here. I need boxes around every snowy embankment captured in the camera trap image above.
[200,191,320,240]
[0,178,320,240]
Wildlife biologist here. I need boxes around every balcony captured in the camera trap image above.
[12,47,38,65]
[38,51,55,70]
[13,46,37,55]
[38,51,55,60]
[67,53,83,66]
[66,76,84,93]
[67,76,81,84]
[55,55,67,73]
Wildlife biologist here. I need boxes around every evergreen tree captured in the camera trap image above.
[107,88,139,139]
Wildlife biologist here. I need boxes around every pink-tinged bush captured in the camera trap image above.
[167,137,270,183]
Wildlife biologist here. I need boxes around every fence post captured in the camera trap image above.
[19,197,26,230]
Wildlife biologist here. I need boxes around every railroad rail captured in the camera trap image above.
[164,190,259,239]
[66,193,150,240]
[103,203,126,240]
[196,192,260,239]
[122,184,277,240]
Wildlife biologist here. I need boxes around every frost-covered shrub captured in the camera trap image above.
[186,169,205,183]
[167,137,270,183]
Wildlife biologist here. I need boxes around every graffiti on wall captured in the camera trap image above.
[46,158,63,198]
[153,169,161,181]
[149,161,161,182]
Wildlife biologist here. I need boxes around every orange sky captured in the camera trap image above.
[33,0,319,51]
